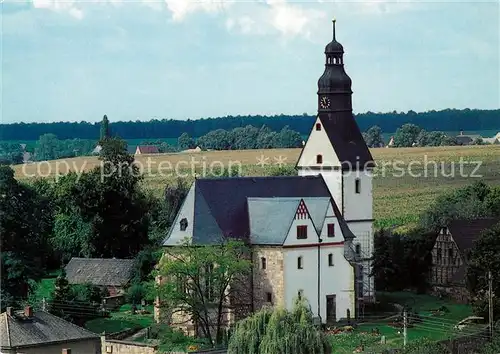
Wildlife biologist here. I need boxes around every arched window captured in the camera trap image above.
[328,253,334,266]
[297,256,303,269]
[315,123,321,131]
[261,257,266,270]
[316,154,323,164]
[355,244,361,255]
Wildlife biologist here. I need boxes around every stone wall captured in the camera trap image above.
[101,338,158,354]
[252,246,284,311]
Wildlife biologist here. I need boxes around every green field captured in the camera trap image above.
[84,304,154,334]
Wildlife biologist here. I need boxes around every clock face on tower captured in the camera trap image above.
[320,96,331,109]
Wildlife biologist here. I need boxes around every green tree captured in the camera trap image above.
[34,133,61,161]
[467,222,500,321]
[256,125,278,149]
[155,239,252,347]
[228,297,330,354]
[197,129,232,150]
[273,126,302,148]
[363,125,384,148]
[100,114,110,140]
[393,123,421,147]
[178,132,196,150]
[0,166,49,304]
[420,181,496,231]
[426,131,446,146]
[416,129,429,147]
[0,143,23,164]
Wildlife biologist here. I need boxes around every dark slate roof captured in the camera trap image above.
[319,114,375,169]
[163,175,355,245]
[455,136,474,145]
[65,257,135,287]
[0,310,99,349]
[448,218,500,254]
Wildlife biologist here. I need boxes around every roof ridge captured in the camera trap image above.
[196,175,320,182]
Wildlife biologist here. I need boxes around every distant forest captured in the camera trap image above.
[1,109,499,141]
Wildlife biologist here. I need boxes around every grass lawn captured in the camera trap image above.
[84,304,155,335]
[30,270,60,302]
[329,292,481,353]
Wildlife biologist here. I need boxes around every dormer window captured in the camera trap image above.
[316,155,323,164]
[180,218,188,231]
[315,123,322,131]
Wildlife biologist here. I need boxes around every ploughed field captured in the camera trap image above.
[13,145,500,228]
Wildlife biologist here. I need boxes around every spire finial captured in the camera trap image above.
[332,18,336,40]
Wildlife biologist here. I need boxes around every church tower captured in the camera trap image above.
[296,20,375,303]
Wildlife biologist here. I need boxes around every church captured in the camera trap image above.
[155,20,375,331]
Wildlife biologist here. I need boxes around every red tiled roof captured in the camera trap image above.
[136,145,159,154]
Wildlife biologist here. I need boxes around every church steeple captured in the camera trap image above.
[318,20,352,98]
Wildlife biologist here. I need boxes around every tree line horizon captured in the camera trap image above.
[2,108,498,141]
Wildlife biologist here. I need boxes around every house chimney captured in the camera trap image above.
[62,349,72,354]
[24,306,33,317]
[460,130,464,136]
[6,307,13,316]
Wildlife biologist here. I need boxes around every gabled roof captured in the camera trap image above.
[136,145,159,154]
[448,218,500,254]
[65,257,135,287]
[247,197,331,245]
[0,310,99,349]
[162,175,355,246]
[318,114,375,169]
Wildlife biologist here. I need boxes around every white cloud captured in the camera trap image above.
[163,0,233,21]
[268,1,325,39]
[32,0,84,19]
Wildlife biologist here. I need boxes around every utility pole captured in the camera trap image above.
[488,270,493,340]
[403,308,408,347]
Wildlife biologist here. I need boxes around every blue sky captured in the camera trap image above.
[2,0,499,123]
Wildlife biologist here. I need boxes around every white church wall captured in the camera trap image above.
[318,203,341,241]
[283,245,355,322]
[342,170,373,222]
[297,117,340,169]
[282,216,318,247]
[163,183,196,245]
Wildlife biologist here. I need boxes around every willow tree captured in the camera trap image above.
[228,297,330,354]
